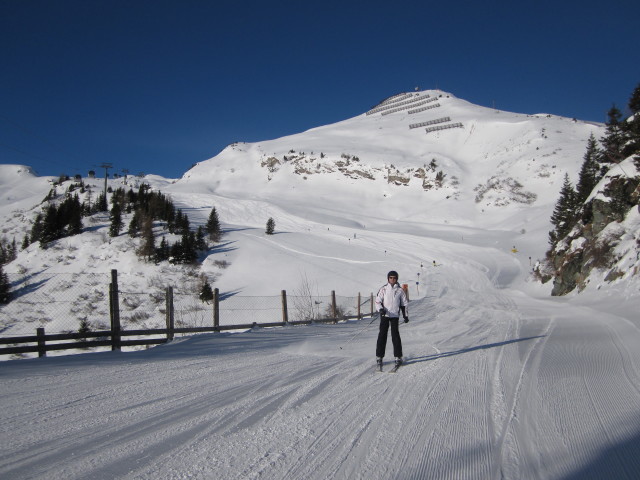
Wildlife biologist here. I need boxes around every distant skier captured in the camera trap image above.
[375,270,409,368]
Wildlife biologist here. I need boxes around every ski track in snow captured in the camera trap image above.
[2,243,640,480]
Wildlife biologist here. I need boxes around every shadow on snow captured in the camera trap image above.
[407,336,546,364]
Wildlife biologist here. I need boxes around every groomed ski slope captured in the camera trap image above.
[1,228,639,480]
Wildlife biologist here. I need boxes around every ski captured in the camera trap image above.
[388,362,403,373]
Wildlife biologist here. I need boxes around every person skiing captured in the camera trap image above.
[375,270,409,368]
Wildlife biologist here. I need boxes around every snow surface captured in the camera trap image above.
[1,90,640,479]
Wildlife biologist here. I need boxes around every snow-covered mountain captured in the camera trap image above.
[3,91,640,480]
[0,89,615,339]
[177,89,601,231]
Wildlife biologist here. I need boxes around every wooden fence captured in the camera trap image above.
[0,270,375,358]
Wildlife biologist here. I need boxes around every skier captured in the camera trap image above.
[375,270,409,369]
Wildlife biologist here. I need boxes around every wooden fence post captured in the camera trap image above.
[110,269,121,351]
[37,327,46,358]
[357,293,361,319]
[370,293,374,317]
[213,288,219,330]
[331,290,337,322]
[165,286,174,341]
[281,290,289,324]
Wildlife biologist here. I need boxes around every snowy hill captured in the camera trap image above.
[0,90,614,336]
[2,91,640,479]
[176,90,600,231]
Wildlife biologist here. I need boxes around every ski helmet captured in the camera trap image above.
[387,270,399,279]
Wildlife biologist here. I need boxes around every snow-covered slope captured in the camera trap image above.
[2,91,640,479]
[1,234,639,479]
[0,90,611,334]
[165,89,603,297]
[0,165,53,218]
[175,90,600,230]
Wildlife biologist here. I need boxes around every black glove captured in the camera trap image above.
[379,308,386,317]
[403,316,409,323]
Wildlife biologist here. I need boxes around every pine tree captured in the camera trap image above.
[206,207,221,242]
[199,278,214,304]
[78,318,91,337]
[0,264,10,304]
[575,134,601,204]
[154,236,169,263]
[549,174,578,244]
[95,192,108,213]
[138,215,155,261]
[266,217,275,235]
[109,203,123,237]
[195,226,207,251]
[30,213,43,244]
[65,195,83,236]
[622,82,640,159]
[176,209,190,236]
[598,105,626,166]
[40,204,61,245]
[128,210,142,237]
[181,232,198,263]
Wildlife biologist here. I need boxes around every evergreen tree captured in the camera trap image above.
[549,174,578,244]
[0,240,16,264]
[65,195,83,236]
[138,215,155,261]
[169,241,183,264]
[173,209,190,236]
[629,82,640,114]
[181,232,198,263]
[128,210,142,237]
[40,204,61,245]
[195,226,207,251]
[109,203,123,237]
[206,207,221,242]
[95,191,108,213]
[30,213,43,244]
[266,217,275,235]
[598,105,626,166]
[575,134,601,204]
[154,236,170,263]
[0,264,10,304]
[78,318,91,337]
[199,278,214,304]
[622,82,640,158]
[8,238,16,262]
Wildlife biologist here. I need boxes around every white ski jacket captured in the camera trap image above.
[375,283,408,318]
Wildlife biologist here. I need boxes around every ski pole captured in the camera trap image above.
[338,312,380,350]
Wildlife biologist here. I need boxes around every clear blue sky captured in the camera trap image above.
[1,0,638,179]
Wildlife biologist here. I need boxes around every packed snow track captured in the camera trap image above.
[2,252,640,480]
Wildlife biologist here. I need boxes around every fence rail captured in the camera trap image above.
[0,270,376,358]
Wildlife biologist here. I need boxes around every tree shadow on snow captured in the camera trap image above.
[408,336,546,364]
[208,241,237,255]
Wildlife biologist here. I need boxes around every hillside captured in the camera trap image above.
[2,90,640,479]
[2,213,640,479]
[0,89,621,341]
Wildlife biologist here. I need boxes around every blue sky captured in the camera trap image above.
[1,0,638,179]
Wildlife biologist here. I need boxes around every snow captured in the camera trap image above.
[1,91,640,479]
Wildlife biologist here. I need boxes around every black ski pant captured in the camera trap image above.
[376,316,402,358]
